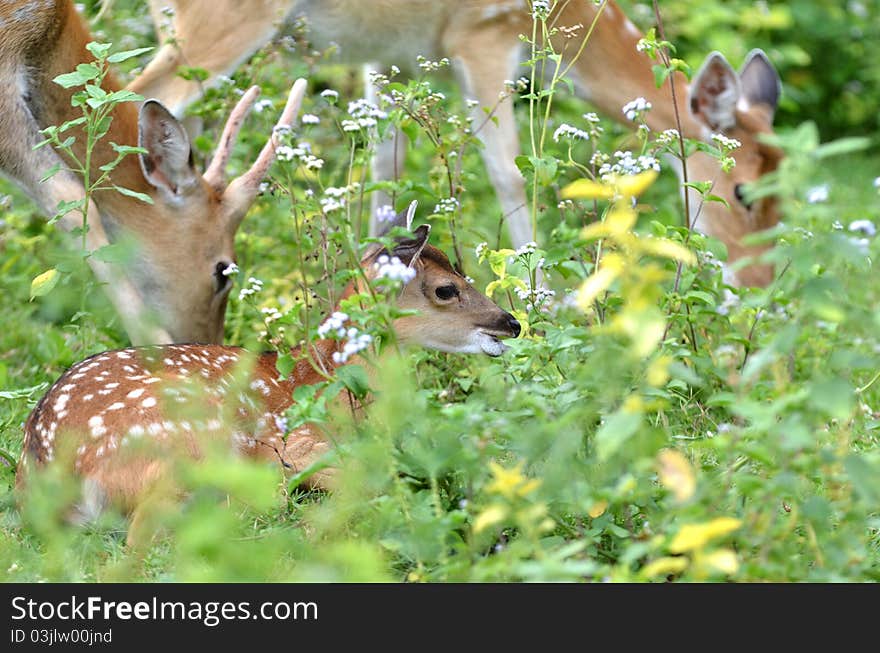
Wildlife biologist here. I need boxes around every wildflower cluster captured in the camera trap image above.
[416,55,450,72]
[553,123,590,143]
[342,98,387,132]
[317,311,349,339]
[433,197,459,214]
[622,97,652,122]
[238,276,264,301]
[375,204,397,223]
[531,0,551,20]
[320,183,360,214]
[221,262,240,278]
[317,312,374,364]
[275,141,324,170]
[373,255,417,284]
[599,151,660,179]
[515,285,556,311]
[710,132,741,172]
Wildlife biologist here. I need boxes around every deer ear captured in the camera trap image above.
[739,49,781,117]
[689,52,741,131]
[138,99,200,198]
[376,200,418,238]
[393,224,431,267]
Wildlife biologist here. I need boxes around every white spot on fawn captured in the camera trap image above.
[127,388,145,399]
[142,397,157,408]
[107,402,126,411]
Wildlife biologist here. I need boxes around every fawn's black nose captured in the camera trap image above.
[506,313,521,338]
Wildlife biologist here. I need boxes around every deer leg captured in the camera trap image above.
[446,32,532,251]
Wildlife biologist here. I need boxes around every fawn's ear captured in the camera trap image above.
[392,224,431,267]
[689,52,741,131]
[739,49,781,117]
[138,99,200,199]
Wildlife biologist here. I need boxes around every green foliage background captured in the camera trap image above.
[0,0,879,582]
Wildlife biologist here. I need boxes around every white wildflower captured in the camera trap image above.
[806,184,829,204]
[302,113,321,125]
[221,262,240,277]
[318,311,349,339]
[515,241,538,257]
[320,89,339,101]
[373,255,416,284]
[237,276,264,301]
[622,97,652,121]
[375,204,397,223]
[553,123,590,142]
[434,197,459,214]
[711,133,742,151]
[849,219,876,237]
[253,98,274,113]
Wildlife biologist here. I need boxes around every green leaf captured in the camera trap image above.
[336,364,371,400]
[528,155,558,185]
[51,198,84,223]
[30,268,60,300]
[39,164,62,183]
[276,352,295,379]
[810,379,854,420]
[107,47,154,63]
[113,185,154,204]
[594,409,642,461]
[844,455,880,508]
[85,42,113,60]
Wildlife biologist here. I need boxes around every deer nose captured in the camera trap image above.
[506,313,521,338]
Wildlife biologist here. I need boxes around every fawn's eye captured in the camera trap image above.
[435,284,459,301]
[214,261,235,293]
[734,184,752,209]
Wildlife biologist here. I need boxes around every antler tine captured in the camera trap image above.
[204,85,262,189]
[224,78,307,213]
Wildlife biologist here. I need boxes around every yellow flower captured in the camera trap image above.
[561,170,659,200]
[656,449,696,502]
[641,556,689,579]
[694,548,740,576]
[485,461,542,500]
[669,517,742,553]
[473,504,508,534]
[588,500,608,518]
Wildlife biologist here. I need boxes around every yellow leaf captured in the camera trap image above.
[576,267,619,310]
[30,268,60,300]
[646,356,671,387]
[580,221,613,242]
[656,449,696,502]
[641,556,689,578]
[588,500,608,518]
[561,178,615,200]
[473,504,507,534]
[669,517,742,553]
[615,170,659,197]
[640,237,697,264]
[695,548,740,575]
[604,205,637,235]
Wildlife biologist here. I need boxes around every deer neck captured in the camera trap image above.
[33,1,156,222]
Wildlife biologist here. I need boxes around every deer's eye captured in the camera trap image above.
[214,261,235,294]
[435,284,459,301]
[734,184,753,209]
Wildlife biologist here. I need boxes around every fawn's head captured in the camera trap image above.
[363,203,521,356]
[686,50,782,287]
[121,80,307,343]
